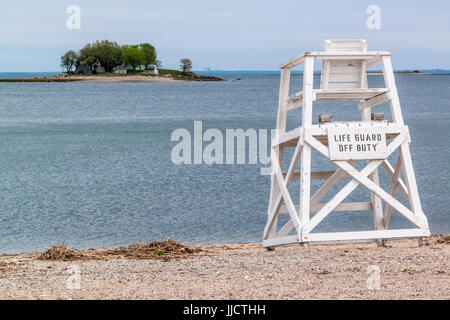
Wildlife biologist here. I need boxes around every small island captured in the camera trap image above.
[2,40,223,82]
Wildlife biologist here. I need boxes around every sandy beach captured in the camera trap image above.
[0,73,224,82]
[0,235,448,300]
[62,75,181,82]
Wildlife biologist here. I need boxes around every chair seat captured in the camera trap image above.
[287,88,389,111]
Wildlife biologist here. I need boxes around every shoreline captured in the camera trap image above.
[1,235,448,299]
[0,73,224,83]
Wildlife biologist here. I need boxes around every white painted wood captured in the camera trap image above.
[358,92,391,111]
[273,122,405,148]
[323,39,367,52]
[280,54,306,69]
[383,156,403,227]
[278,162,356,237]
[276,69,291,135]
[366,57,381,68]
[383,55,428,226]
[302,158,383,234]
[381,56,404,125]
[304,133,394,232]
[311,201,372,213]
[285,170,338,180]
[338,159,426,228]
[271,148,302,231]
[360,60,368,89]
[263,235,298,247]
[360,104,385,235]
[303,132,416,232]
[287,89,389,111]
[280,51,391,69]
[272,127,301,147]
[320,60,330,89]
[267,68,291,237]
[325,60,363,89]
[329,64,362,74]
[278,165,351,237]
[309,123,406,138]
[321,40,367,90]
[315,51,391,59]
[301,57,315,128]
[299,56,315,231]
[399,138,429,223]
[277,220,296,237]
[301,239,378,245]
[327,126,388,160]
[328,70,361,82]
[264,41,429,247]
[279,202,372,214]
[382,160,409,200]
[302,228,429,243]
[310,164,354,208]
[264,141,303,239]
[313,89,389,100]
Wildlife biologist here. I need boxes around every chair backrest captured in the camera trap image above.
[320,40,368,89]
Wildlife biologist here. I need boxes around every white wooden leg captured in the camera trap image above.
[266,68,291,239]
[266,146,282,238]
[298,56,315,239]
[271,150,301,233]
[360,106,384,235]
[264,142,303,239]
[399,143,429,225]
[299,144,312,226]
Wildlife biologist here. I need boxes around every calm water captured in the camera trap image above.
[0,73,449,253]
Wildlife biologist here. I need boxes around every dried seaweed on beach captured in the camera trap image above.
[37,239,202,262]
[110,238,201,260]
[434,234,450,244]
[424,234,450,246]
[38,245,86,261]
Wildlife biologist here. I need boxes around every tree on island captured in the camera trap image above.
[121,45,146,71]
[60,50,78,72]
[180,58,192,74]
[82,56,96,72]
[60,40,159,74]
[139,43,157,67]
[78,40,122,72]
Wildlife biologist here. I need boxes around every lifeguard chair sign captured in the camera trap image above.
[263,40,430,247]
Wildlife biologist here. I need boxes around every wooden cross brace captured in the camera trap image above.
[264,130,429,243]
[303,132,428,234]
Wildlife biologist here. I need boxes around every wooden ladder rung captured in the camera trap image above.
[282,171,338,180]
[286,88,389,111]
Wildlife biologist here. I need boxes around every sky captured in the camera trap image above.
[0,0,449,71]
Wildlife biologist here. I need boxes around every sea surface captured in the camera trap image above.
[0,72,449,253]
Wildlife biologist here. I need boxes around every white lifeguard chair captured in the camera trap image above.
[263,40,430,247]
